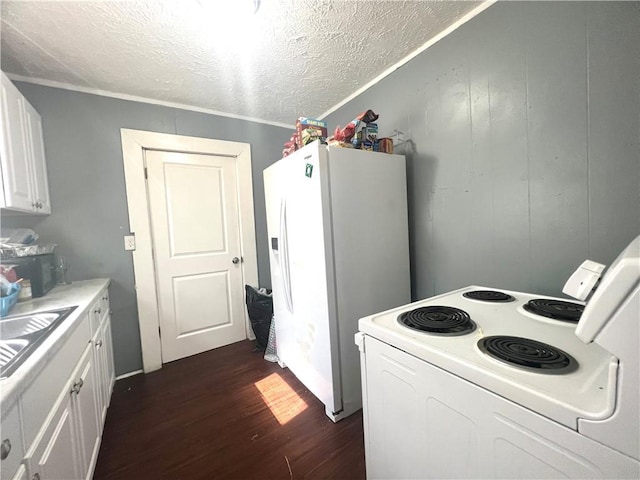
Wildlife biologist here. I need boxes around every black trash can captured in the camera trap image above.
[245,285,273,351]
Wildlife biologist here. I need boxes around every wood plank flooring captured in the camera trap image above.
[93,340,366,480]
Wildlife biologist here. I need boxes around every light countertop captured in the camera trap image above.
[0,278,110,417]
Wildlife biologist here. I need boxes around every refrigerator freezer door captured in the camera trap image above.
[264,160,294,369]
[265,142,342,416]
[278,198,293,313]
[285,144,342,416]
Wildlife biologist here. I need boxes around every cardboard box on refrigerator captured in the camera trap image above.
[296,117,327,148]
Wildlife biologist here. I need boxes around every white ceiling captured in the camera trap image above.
[1,0,489,127]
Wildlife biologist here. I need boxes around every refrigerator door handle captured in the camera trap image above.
[280,198,294,313]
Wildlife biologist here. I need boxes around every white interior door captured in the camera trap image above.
[146,150,245,363]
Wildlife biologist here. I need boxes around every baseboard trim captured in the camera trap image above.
[115,369,144,381]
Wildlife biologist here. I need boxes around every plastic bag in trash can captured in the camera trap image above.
[264,317,278,363]
[245,285,273,351]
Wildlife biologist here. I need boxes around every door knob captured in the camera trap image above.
[232,257,240,265]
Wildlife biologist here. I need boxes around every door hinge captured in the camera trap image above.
[158,326,162,339]
[144,167,148,179]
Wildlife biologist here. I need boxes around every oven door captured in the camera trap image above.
[361,335,637,479]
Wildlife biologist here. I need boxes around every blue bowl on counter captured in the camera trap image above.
[0,283,21,317]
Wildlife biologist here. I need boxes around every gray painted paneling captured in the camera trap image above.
[466,4,530,292]
[525,2,590,294]
[8,84,288,375]
[587,2,640,263]
[325,1,639,300]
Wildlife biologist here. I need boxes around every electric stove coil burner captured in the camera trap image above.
[523,299,584,323]
[463,290,515,302]
[478,336,577,373]
[398,306,476,336]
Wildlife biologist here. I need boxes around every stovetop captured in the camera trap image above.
[358,285,617,429]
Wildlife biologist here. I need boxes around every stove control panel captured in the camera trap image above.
[563,260,605,301]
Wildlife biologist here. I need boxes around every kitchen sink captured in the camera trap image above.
[0,306,77,379]
[0,313,63,340]
[0,339,29,368]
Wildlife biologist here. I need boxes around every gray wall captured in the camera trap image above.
[6,84,289,375]
[325,1,640,300]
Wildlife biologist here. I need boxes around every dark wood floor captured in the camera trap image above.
[93,340,366,480]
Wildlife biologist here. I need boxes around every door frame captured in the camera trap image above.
[121,128,258,373]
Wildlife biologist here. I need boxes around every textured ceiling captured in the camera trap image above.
[1,0,487,127]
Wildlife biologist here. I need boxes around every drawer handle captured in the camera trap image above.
[102,295,109,301]
[0,438,11,460]
[70,378,84,395]
[96,340,103,348]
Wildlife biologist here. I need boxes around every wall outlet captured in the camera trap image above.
[124,235,136,251]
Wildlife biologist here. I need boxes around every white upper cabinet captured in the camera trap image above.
[0,72,51,214]
[0,73,32,211]
[23,100,51,214]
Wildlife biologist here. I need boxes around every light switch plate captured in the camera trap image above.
[124,235,136,251]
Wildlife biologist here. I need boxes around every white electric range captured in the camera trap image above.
[356,235,639,479]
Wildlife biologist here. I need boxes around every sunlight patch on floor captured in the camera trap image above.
[255,372,308,425]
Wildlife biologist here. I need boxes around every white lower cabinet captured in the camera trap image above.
[101,309,115,414]
[8,285,114,480]
[0,405,24,480]
[27,379,81,480]
[74,345,101,480]
[26,342,101,480]
[92,323,107,428]
[90,292,114,430]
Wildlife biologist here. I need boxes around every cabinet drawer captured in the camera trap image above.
[20,317,90,449]
[90,288,109,334]
[0,404,24,480]
[89,297,102,336]
[100,289,110,314]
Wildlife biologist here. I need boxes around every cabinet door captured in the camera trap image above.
[23,101,50,214]
[0,73,32,211]
[92,328,106,429]
[99,290,115,403]
[26,346,101,480]
[95,315,114,423]
[104,317,115,399]
[27,390,81,480]
[72,346,101,480]
[0,404,24,480]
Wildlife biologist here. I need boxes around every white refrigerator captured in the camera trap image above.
[263,140,410,422]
